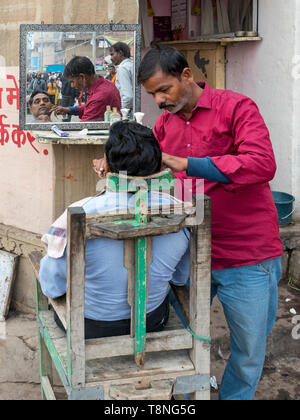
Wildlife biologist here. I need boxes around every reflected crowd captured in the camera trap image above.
[26,41,134,124]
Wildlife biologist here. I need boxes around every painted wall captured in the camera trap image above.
[0,0,139,235]
[293,1,300,218]
[226,0,300,217]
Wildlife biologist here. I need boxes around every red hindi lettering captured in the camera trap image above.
[6,75,20,110]
[11,125,27,148]
[0,114,10,146]
[26,132,39,154]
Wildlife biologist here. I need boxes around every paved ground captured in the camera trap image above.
[0,280,299,400]
[210,280,300,400]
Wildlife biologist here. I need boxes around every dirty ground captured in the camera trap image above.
[0,280,299,400]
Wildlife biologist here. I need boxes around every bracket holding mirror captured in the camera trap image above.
[19,23,141,131]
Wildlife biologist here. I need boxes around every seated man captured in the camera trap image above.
[28,90,53,122]
[39,121,190,339]
[52,56,121,122]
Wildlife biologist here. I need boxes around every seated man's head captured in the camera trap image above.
[105,122,162,177]
[28,90,52,121]
[64,56,96,91]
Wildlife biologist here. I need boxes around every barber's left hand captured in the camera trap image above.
[93,157,107,178]
[162,153,188,173]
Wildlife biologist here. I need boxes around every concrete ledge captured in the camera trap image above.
[280,223,300,250]
[279,222,300,284]
[0,223,44,258]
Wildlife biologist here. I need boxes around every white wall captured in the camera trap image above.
[292,1,300,217]
[226,0,300,217]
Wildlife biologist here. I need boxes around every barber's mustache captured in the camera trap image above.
[159,102,177,110]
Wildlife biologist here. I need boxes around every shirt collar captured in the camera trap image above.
[88,76,104,95]
[195,82,212,110]
[119,58,131,67]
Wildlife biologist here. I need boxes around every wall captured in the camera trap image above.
[0,0,139,235]
[226,0,300,218]
[293,1,300,218]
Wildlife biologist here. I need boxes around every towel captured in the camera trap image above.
[41,196,94,259]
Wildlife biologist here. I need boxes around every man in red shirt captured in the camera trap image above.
[53,56,121,122]
[138,45,283,400]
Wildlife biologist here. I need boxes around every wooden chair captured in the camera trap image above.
[28,170,212,400]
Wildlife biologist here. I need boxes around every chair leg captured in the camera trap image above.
[38,328,55,400]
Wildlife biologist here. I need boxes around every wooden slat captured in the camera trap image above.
[110,378,174,400]
[28,251,43,281]
[41,375,56,400]
[85,329,192,361]
[86,203,195,224]
[66,207,86,388]
[87,215,187,240]
[85,349,195,383]
[124,239,135,337]
[189,198,212,400]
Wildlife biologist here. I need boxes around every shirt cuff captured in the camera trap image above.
[68,106,79,115]
[187,157,232,184]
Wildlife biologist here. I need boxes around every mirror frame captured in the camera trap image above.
[19,23,142,131]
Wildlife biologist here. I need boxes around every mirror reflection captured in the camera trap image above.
[21,26,141,129]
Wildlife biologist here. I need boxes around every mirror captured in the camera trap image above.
[19,24,141,131]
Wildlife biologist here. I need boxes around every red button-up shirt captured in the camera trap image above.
[77,77,121,122]
[154,82,283,270]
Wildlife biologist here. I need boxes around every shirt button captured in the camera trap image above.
[187,144,191,147]
[186,121,190,125]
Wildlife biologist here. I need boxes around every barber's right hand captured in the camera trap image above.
[162,153,188,173]
[52,106,70,116]
[93,157,107,178]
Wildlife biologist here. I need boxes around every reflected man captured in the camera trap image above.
[110,42,134,112]
[28,90,53,122]
[53,56,121,122]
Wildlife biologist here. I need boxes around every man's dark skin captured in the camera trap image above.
[29,92,53,122]
[110,47,126,67]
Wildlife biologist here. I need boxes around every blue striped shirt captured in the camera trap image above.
[39,191,190,321]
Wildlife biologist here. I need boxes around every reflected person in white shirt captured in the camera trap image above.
[110,42,134,113]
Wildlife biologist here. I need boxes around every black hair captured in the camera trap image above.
[28,90,51,106]
[105,121,162,177]
[64,56,95,78]
[110,42,131,59]
[137,45,189,85]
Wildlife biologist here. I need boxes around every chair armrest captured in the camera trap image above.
[27,251,43,282]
